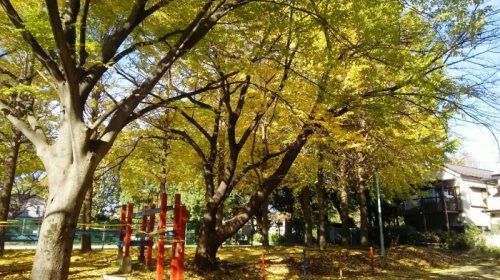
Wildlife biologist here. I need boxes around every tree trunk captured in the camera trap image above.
[340,183,350,246]
[316,153,327,250]
[193,125,313,270]
[300,188,313,247]
[357,165,369,246]
[194,208,220,270]
[260,197,270,247]
[284,212,293,237]
[80,184,93,252]
[31,169,94,279]
[159,138,169,193]
[317,186,327,250]
[31,120,99,279]
[0,132,21,255]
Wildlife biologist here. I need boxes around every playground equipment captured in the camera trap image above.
[117,193,187,280]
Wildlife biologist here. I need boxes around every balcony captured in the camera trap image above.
[404,196,462,214]
[487,197,500,211]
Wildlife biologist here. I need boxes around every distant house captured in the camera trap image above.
[9,195,45,219]
[487,172,500,231]
[403,164,500,232]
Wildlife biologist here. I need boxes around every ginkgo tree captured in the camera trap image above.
[0,0,257,278]
[0,0,492,277]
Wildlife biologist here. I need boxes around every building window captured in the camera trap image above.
[470,187,487,208]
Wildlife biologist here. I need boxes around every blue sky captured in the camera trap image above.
[451,121,500,171]
[447,0,500,172]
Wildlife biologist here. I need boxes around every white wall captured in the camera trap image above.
[459,177,491,228]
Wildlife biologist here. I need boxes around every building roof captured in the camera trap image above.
[444,164,493,179]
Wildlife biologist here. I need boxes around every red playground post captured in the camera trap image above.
[120,203,134,273]
[117,205,126,261]
[260,252,267,279]
[157,193,167,280]
[370,246,375,275]
[116,193,186,278]
[146,203,156,267]
[171,194,186,280]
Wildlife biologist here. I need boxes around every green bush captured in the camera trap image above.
[271,232,303,245]
[446,225,485,250]
[253,233,263,243]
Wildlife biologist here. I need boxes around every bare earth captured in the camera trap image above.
[0,245,498,279]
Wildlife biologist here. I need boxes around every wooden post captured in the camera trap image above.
[139,205,147,263]
[118,205,126,261]
[146,203,156,267]
[157,193,167,280]
[170,194,182,280]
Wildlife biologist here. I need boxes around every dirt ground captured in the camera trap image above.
[0,245,499,279]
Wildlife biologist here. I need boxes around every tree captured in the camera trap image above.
[0,50,38,255]
[0,0,490,277]
[0,1,255,278]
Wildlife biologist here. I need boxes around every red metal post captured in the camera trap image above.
[370,246,375,275]
[146,203,156,267]
[157,193,167,280]
[124,203,134,257]
[118,205,126,256]
[260,252,266,279]
[177,205,187,279]
[170,194,181,280]
[139,205,147,263]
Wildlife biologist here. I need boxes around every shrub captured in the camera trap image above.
[446,225,485,250]
[253,233,263,243]
[271,232,303,245]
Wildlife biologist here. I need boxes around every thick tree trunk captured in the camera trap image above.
[194,208,221,270]
[0,132,21,255]
[300,188,313,247]
[31,120,99,279]
[80,184,93,252]
[31,169,94,279]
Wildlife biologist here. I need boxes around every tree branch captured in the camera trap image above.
[45,0,78,84]
[0,99,48,149]
[0,0,64,80]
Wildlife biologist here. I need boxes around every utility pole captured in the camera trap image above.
[375,171,385,257]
